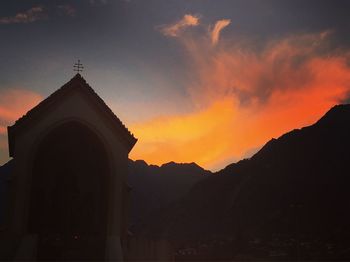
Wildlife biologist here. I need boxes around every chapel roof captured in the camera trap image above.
[8,74,137,157]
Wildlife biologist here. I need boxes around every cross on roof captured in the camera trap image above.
[74,60,84,73]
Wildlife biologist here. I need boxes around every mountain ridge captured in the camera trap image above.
[142,104,350,249]
[127,159,211,232]
[1,104,350,259]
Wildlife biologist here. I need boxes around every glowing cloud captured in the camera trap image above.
[210,19,231,45]
[131,18,350,170]
[159,14,200,37]
[131,98,239,168]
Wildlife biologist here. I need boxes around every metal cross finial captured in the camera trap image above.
[74,60,84,73]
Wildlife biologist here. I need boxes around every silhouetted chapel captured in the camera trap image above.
[5,74,137,261]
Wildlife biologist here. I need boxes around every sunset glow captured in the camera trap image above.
[130,17,350,170]
[0,89,42,134]
[1,4,350,171]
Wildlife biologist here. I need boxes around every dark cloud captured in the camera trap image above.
[0,6,47,24]
[0,3,77,25]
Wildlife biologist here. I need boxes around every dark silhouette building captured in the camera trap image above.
[2,74,137,260]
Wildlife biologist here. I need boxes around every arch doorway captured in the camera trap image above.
[28,121,110,261]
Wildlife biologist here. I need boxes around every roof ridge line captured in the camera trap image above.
[8,74,137,157]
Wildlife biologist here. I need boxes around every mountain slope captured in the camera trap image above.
[128,160,211,232]
[0,159,211,232]
[145,104,350,246]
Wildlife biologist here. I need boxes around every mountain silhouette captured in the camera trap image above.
[141,104,350,259]
[1,104,350,259]
[0,159,210,233]
[128,160,211,233]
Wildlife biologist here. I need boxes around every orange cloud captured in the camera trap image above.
[159,14,200,37]
[210,19,231,45]
[131,24,350,170]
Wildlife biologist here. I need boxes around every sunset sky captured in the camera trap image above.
[1,0,350,170]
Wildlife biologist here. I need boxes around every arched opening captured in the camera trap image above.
[28,121,110,261]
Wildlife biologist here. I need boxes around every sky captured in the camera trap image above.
[1,0,350,170]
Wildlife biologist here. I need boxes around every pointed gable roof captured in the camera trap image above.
[8,74,137,157]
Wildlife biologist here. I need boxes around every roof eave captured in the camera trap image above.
[127,137,138,152]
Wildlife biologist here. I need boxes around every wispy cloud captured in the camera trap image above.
[0,5,77,25]
[159,14,230,46]
[159,14,200,37]
[210,19,231,45]
[0,6,47,25]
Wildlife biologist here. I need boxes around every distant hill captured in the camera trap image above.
[0,158,210,231]
[128,160,211,233]
[144,104,350,255]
